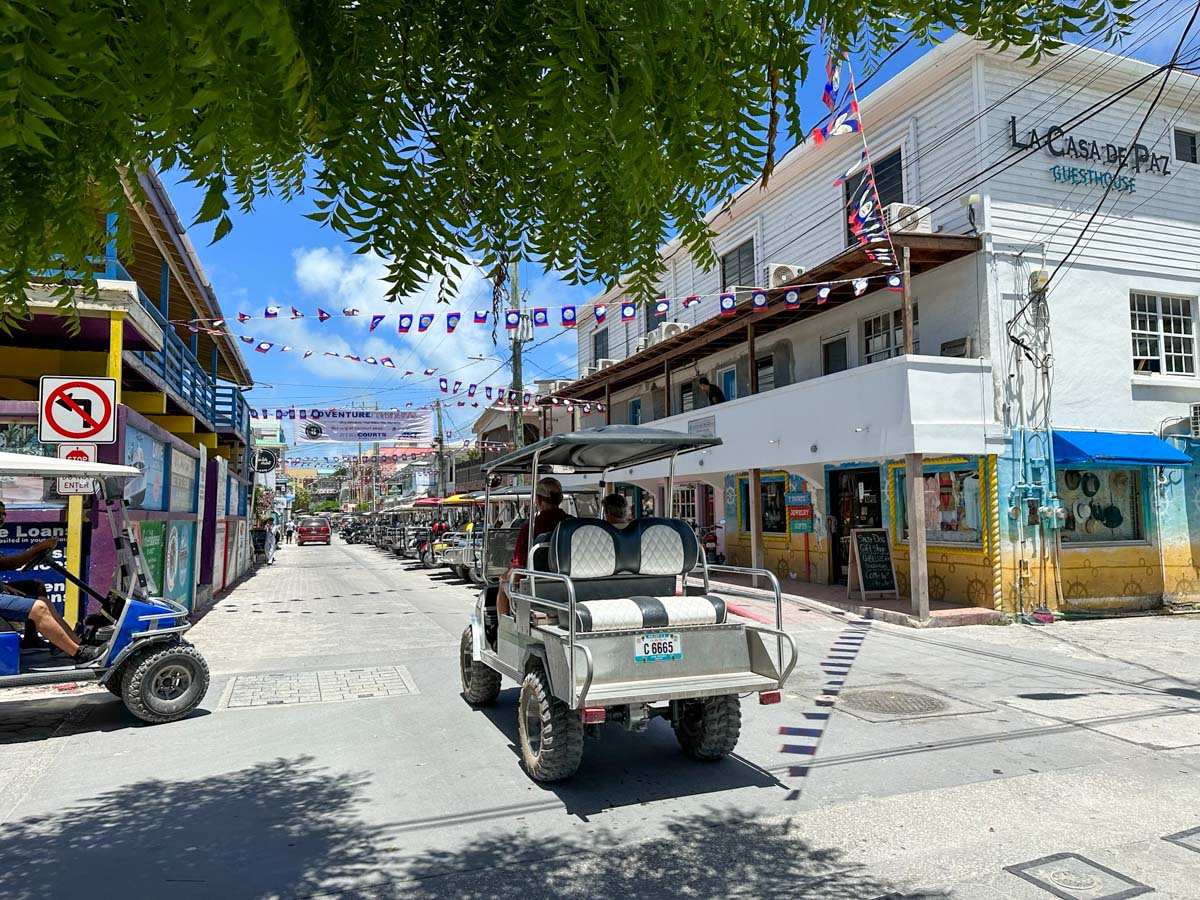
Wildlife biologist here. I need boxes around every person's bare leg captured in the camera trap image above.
[28,598,79,656]
[496,582,511,617]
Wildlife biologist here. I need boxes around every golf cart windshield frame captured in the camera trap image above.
[481,425,722,475]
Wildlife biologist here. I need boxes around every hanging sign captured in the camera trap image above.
[846,528,898,601]
[55,443,98,495]
[296,409,433,443]
[253,449,278,474]
[39,376,118,444]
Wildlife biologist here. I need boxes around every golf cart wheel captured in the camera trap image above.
[120,643,210,724]
[459,627,501,706]
[518,666,583,782]
[421,548,435,569]
[674,695,742,761]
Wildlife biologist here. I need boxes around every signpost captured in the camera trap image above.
[846,528,898,602]
[254,449,278,474]
[39,377,118,444]
[55,443,98,495]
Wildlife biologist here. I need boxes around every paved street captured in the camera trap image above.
[0,539,1198,899]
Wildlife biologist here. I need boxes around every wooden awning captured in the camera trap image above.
[560,232,981,401]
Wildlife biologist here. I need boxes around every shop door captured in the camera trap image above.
[829,468,883,584]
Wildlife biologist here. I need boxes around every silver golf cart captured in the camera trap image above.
[460,426,797,782]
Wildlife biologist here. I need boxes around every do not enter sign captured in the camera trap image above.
[39,376,118,444]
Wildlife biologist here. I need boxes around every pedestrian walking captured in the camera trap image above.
[264,520,277,565]
[285,520,295,544]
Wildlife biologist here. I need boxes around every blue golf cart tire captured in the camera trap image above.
[119,642,210,724]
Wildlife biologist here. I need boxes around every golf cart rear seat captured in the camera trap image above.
[528,518,726,633]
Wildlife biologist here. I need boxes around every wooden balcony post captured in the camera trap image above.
[663,361,672,418]
[902,245,914,354]
[748,323,758,394]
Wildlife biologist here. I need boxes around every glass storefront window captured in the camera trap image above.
[739,478,787,535]
[1057,469,1143,543]
[896,468,983,545]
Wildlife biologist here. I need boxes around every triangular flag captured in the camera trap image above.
[291,306,304,319]
[832,150,869,188]
[317,308,331,322]
[237,312,251,323]
[369,314,385,332]
[380,357,395,368]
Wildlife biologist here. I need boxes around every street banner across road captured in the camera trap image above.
[295,409,433,443]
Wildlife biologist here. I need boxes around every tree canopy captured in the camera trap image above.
[0,0,1132,328]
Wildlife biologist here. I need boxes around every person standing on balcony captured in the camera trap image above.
[698,376,725,406]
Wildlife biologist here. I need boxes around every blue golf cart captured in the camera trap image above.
[0,451,209,723]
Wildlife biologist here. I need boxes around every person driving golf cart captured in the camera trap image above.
[495,476,570,617]
[0,501,100,665]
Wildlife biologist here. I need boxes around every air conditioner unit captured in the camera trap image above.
[884,203,933,233]
[1191,403,1200,438]
[661,321,691,339]
[765,263,806,288]
[597,358,619,370]
[582,365,601,377]
[636,334,654,352]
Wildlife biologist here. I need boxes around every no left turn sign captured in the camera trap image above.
[39,376,118,444]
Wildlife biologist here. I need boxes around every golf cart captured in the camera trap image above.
[0,451,209,724]
[460,426,797,782]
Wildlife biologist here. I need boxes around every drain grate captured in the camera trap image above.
[1005,853,1152,899]
[224,666,417,708]
[839,689,948,716]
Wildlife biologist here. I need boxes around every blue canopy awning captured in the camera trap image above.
[1052,429,1192,468]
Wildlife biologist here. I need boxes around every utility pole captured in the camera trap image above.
[509,259,524,451]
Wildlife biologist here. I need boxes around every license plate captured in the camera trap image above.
[634,632,681,663]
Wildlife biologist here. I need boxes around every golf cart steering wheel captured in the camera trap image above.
[19,543,55,571]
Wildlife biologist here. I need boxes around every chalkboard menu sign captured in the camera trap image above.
[847,528,898,601]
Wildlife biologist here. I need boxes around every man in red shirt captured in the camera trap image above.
[497,477,570,617]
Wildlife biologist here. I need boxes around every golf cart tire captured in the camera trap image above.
[421,549,435,569]
[518,666,583,782]
[674,695,742,761]
[460,627,501,706]
[120,642,210,724]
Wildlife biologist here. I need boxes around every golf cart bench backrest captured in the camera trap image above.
[528,518,726,633]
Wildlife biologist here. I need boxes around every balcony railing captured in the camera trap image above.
[214,385,251,435]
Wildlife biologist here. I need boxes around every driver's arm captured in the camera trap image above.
[0,537,57,570]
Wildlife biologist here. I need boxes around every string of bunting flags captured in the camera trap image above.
[251,393,606,421]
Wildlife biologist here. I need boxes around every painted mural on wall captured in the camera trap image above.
[124,427,167,511]
[722,471,828,583]
[0,523,66,614]
[164,519,196,610]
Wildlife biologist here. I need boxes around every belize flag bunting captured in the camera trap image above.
[397,314,413,333]
[303,351,313,359]
[369,314,385,332]
[832,150,868,187]
[239,334,254,344]
[317,308,331,322]
[254,341,274,353]
[523,392,531,406]
[485,387,493,400]
[237,312,251,323]
[380,357,395,368]
[211,318,224,327]
[654,299,670,317]
[343,307,359,317]
[751,290,769,311]
[453,381,462,393]
[446,312,461,332]
[822,56,842,111]
[561,306,577,327]
[424,368,437,375]
[683,295,701,308]
[344,354,360,362]
[505,309,521,330]
[887,274,904,293]
[365,357,377,365]
[853,278,869,297]
[784,288,801,308]
[473,310,488,324]
[291,306,304,319]
[281,345,293,352]
[418,313,434,332]
[265,306,280,318]
[816,284,832,304]
[438,378,449,392]
[594,304,607,323]
[811,98,860,146]
[467,384,477,397]
[620,302,636,322]
[719,293,737,316]
[532,308,549,327]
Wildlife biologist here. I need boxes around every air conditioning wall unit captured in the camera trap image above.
[636,334,656,352]
[597,358,619,370]
[661,321,691,339]
[765,263,806,288]
[582,365,601,377]
[884,203,933,233]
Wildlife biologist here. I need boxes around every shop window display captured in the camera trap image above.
[896,468,982,545]
[1056,469,1143,543]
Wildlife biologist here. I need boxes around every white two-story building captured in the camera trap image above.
[560,34,1200,619]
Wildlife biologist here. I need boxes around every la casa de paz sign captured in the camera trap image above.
[1009,116,1172,175]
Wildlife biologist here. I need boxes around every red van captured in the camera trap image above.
[296,516,332,546]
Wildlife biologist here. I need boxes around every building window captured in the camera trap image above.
[1176,128,1198,164]
[720,239,756,291]
[629,398,642,425]
[755,355,775,392]
[863,305,919,364]
[844,148,903,245]
[895,467,983,546]
[1057,469,1144,544]
[822,334,848,374]
[719,367,737,401]
[738,477,787,535]
[680,382,694,413]
[592,328,609,364]
[1131,292,1195,375]
[645,301,660,335]
[672,485,697,522]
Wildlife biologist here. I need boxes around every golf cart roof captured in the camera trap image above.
[0,451,139,478]
[483,426,722,475]
[486,484,602,499]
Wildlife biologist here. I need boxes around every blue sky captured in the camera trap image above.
[165,2,1184,459]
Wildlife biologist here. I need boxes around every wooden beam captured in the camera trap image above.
[183,431,218,450]
[124,391,166,415]
[147,415,195,434]
[0,378,37,400]
[901,246,915,354]
[0,349,107,378]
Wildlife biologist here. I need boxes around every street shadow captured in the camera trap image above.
[474,688,785,819]
[398,806,951,899]
[0,693,212,744]
[0,755,382,900]
[1017,692,1089,700]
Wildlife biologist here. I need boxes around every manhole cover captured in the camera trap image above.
[839,689,947,716]
[223,666,418,709]
[1005,853,1152,899]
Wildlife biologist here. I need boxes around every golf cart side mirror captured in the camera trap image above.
[102,476,124,501]
[488,474,502,488]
